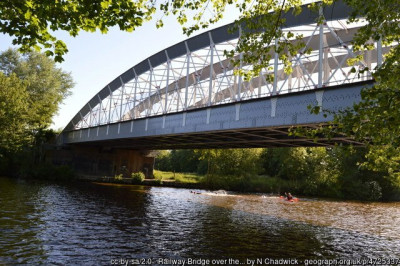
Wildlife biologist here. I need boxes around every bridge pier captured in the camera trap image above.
[46,145,155,179]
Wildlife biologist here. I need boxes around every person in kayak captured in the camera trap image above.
[286,192,293,200]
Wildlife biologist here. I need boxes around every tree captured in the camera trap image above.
[0,49,73,129]
[0,49,73,153]
[195,148,262,177]
[155,150,202,173]
[321,0,400,145]
[0,0,156,62]
[0,72,30,153]
[297,1,400,183]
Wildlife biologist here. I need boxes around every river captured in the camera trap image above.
[1,176,400,265]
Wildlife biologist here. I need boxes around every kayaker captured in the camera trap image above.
[286,192,293,201]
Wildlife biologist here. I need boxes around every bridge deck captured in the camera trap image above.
[62,81,370,149]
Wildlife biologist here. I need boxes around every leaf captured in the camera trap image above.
[156,19,164,28]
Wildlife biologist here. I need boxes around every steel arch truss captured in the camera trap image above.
[67,4,385,131]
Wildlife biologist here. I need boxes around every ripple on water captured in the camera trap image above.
[1,177,400,264]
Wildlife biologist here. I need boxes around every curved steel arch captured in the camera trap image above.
[65,1,364,131]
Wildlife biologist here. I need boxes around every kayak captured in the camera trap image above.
[279,196,299,202]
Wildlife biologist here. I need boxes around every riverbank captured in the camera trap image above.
[76,174,208,190]
[75,170,400,202]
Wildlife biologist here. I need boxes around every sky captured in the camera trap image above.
[0,11,238,130]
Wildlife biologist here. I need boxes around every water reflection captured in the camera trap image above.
[0,178,47,264]
[1,177,399,265]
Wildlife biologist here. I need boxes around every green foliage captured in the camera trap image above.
[0,0,156,62]
[0,49,72,178]
[172,150,201,173]
[153,178,163,185]
[114,174,124,181]
[0,49,73,156]
[155,149,202,173]
[0,72,30,153]
[131,172,145,183]
[362,146,400,200]
[364,181,382,201]
[247,175,292,194]
[174,173,202,184]
[156,147,400,201]
[261,147,327,179]
[153,170,203,183]
[196,148,262,177]
[154,150,172,171]
[0,49,73,128]
[153,169,164,180]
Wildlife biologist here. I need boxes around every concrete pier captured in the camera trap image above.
[45,145,155,178]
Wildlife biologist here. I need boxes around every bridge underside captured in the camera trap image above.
[71,125,362,150]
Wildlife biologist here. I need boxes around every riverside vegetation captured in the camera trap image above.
[0,49,74,180]
[154,148,400,201]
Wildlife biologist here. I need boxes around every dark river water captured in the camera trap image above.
[1,176,400,265]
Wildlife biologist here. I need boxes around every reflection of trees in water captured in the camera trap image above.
[0,177,48,264]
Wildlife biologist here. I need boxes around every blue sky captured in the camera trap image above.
[0,12,237,130]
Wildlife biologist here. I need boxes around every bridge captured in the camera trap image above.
[52,1,383,177]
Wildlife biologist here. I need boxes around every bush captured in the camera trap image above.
[114,174,123,181]
[153,178,163,185]
[131,172,145,183]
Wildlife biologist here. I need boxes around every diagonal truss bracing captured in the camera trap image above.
[67,2,388,131]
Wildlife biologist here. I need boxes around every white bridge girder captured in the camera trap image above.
[67,3,386,131]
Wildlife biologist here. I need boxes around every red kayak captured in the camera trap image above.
[279,196,299,202]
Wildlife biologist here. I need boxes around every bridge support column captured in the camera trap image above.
[46,146,155,179]
[112,149,155,178]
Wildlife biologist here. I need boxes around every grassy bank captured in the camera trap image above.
[151,170,400,201]
[153,170,204,184]
[153,170,299,195]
